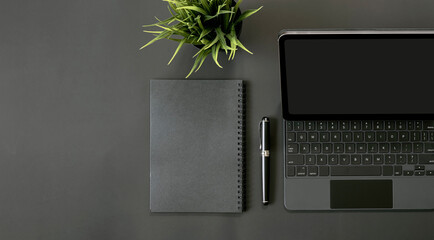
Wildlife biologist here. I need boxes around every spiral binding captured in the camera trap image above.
[237,81,246,211]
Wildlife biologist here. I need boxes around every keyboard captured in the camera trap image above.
[285,120,434,177]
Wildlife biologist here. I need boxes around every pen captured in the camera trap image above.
[260,117,270,205]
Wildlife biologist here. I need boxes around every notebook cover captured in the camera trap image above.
[150,80,245,213]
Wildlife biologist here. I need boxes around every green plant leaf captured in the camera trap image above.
[199,0,211,13]
[177,6,207,15]
[215,27,229,54]
[234,6,263,25]
[212,44,223,68]
[228,6,235,23]
[195,49,210,72]
[163,0,186,7]
[142,30,163,34]
[140,30,171,50]
[153,24,174,32]
[203,35,220,50]
[186,51,206,78]
[222,1,231,32]
[227,26,237,60]
[233,0,242,15]
[195,15,205,30]
[235,39,252,54]
[168,38,186,65]
[198,28,212,42]
[204,10,233,21]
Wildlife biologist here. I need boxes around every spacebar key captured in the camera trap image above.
[331,166,382,176]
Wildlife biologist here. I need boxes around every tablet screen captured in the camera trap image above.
[280,33,434,119]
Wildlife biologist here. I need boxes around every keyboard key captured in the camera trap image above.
[331,132,341,142]
[385,154,395,164]
[396,154,406,164]
[427,170,434,176]
[287,132,296,142]
[362,121,372,130]
[391,143,401,153]
[334,143,344,153]
[294,121,304,131]
[408,154,418,164]
[408,121,414,130]
[320,132,330,142]
[331,166,382,176]
[351,155,362,165]
[385,121,395,130]
[422,132,429,142]
[297,132,307,142]
[311,143,321,153]
[411,132,421,141]
[329,155,338,165]
[319,166,329,176]
[374,154,384,164]
[367,143,378,153]
[414,143,423,153]
[296,166,307,176]
[424,143,434,153]
[317,155,327,165]
[365,132,375,142]
[317,121,326,130]
[306,155,316,165]
[351,121,361,130]
[308,132,318,142]
[394,166,403,176]
[287,143,299,154]
[362,155,373,165]
[286,121,293,131]
[415,165,425,171]
[431,132,434,141]
[376,132,386,142]
[339,155,350,165]
[383,166,393,176]
[379,143,389,153]
[404,170,414,176]
[308,166,318,176]
[402,143,412,153]
[322,143,332,153]
[300,144,310,154]
[356,143,367,153]
[354,132,364,142]
[415,121,422,130]
[287,155,304,165]
[345,143,355,153]
[286,166,295,177]
[419,154,434,164]
[328,121,338,130]
[374,121,383,130]
[397,121,406,130]
[340,121,350,130]
[342,132,352,142]
[399,131,409,142]
[423,121,434,130]
[388,132,398,142]
[306,121,316,130]
[415,171,425,176]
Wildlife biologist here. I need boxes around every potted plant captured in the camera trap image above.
[141,0,262,77]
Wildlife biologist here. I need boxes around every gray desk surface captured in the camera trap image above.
[2,0,434,239]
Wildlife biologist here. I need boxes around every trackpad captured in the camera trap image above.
[330,180,393,209]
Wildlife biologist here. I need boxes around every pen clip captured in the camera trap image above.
[259,120,263,150]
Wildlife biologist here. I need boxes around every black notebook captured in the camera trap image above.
[150,80,245,213]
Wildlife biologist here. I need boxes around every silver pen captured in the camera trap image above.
[259,117,270,205]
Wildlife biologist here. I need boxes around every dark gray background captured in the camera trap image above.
[1,0,434,239]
